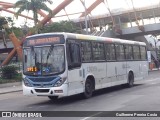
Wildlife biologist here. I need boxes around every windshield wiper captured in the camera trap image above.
[31,46,35,57]
[46,45,54,62]
[31,46,38,64]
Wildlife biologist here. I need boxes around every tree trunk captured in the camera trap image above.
[1,0,73,66]
[8,32,22,61]
[1,32,32,66]
[2,24,23,61]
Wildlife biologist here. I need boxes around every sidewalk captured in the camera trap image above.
[0,82,22,94]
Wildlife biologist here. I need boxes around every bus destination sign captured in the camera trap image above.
[26,36,63,46]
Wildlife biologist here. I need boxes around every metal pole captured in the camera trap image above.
[155,39,157,59]
[154,37,159,68]
[84,0,88,34]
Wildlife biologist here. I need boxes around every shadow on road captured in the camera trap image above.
[29,84,143,106]
[92,84,142,97]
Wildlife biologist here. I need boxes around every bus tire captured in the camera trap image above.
[127,72,134,87]
[83,79,94,99]
[48,96,58,101]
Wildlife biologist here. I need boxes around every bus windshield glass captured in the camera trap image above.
[23,45,65,76]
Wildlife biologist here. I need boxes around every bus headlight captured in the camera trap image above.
[23,77,32,87]
[54,77,67,87]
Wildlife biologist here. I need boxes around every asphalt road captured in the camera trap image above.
[0,71,160,120]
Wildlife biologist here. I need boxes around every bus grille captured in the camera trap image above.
[35,89,49,93]
[33,83,53,87]
[28,77,56,82]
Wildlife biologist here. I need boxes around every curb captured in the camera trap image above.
[0,82,22,88]
[0,82,22,94]
[0,90,22,95]
[149,69,159,72]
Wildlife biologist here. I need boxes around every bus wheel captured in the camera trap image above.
[48,96,58,101]
[83,79,94,99]
[127,72,134,87]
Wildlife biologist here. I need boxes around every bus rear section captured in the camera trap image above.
[65,35,148,98]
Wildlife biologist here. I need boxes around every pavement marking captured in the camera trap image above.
[28,106,33,109]
[39,106,46,108]
[80,112,103,120]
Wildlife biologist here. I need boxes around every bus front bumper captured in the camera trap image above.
[22,83,68,97]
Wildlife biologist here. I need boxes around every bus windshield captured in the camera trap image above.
[23,45,65,76]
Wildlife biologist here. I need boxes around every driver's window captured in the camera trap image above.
[67,40,81,69]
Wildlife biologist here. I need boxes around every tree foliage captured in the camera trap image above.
[40,21,81,33]
[0,65,18,79]
[0,17,12,34]
[12,27,24,38]
[0,17,24,38]
[0,17,8,30]
[14,0,53,26]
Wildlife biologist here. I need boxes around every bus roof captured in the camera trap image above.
[26,32,146,46]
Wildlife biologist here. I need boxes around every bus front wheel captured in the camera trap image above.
[127,72,134,87]
[83,79,94,99]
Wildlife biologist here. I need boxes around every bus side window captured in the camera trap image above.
[92,42,105,61]
[106,44,116,61]
[133,45,140,60]
[140,46,147,60]
[125,45,133,60]
[67,41,81,69]
[81,41,92,62]
[115,44,125,60]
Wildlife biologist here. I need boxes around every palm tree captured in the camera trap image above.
[14,0,53,28]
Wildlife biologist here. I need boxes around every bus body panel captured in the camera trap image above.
[22,82,68,97]
[82,63,107,90]
[22,32,148,98]
[106,62,117,87]
[126,61,148,81]
[115,61,127,85]
[22,70,69,97]
[126,61,138,81]
[67,67,84,96]
[141,61,149,78]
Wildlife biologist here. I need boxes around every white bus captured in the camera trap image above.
[22,32,148,100]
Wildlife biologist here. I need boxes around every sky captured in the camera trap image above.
[0,0,160,27]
